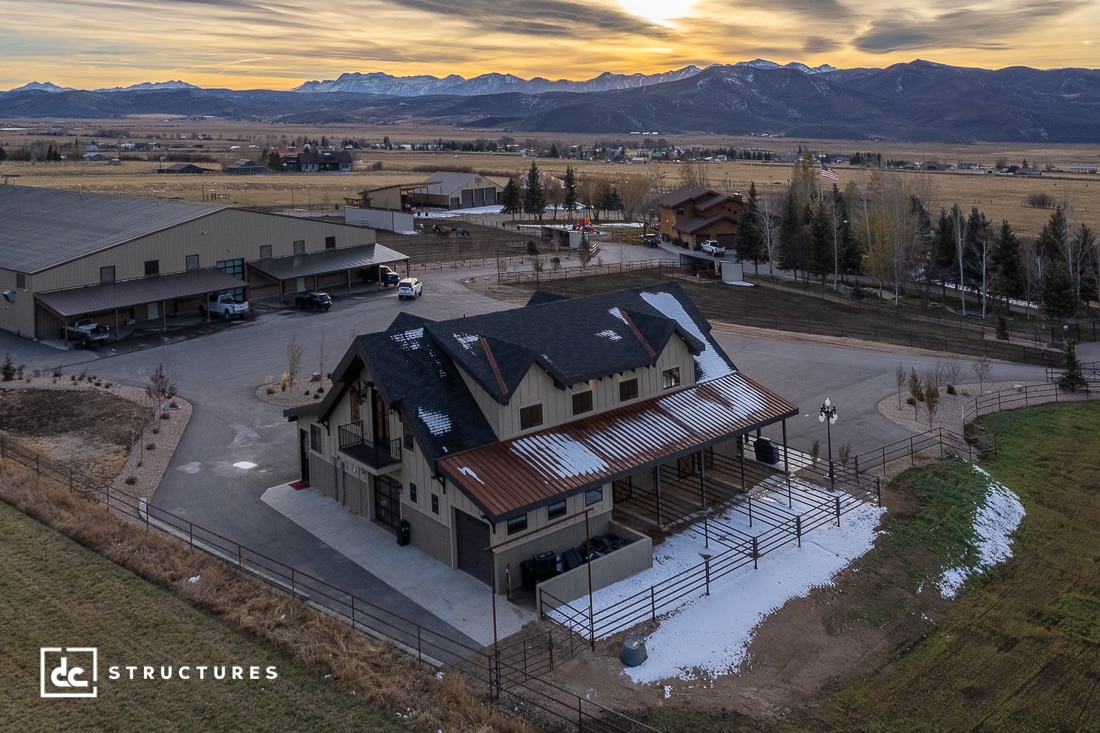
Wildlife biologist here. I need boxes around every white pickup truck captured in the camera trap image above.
[200,293,250,320]
[701,240,726,257]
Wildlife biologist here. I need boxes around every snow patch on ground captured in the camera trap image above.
[938,464,1025,598]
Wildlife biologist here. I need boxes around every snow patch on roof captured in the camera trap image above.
[454,333,479,350]
[458,466,484,484]
[596,329,622,341]
[418,406,453,437]
[391,327,424,350]
[639,290,732,381]
[608,307,627,323]
[938,465,1025,598]
[511,432,609,479]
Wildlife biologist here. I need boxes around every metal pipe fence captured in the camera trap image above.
[0,435,659,733]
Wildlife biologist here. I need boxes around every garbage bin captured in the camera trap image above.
[620,635,648,667]
[754,438,779,465]
[396,519,411,546]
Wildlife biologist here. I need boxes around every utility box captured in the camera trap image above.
[397,519,411,546]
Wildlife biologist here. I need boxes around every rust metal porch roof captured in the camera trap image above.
[435,371,798,522]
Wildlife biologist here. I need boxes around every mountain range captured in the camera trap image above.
[3,60,1099,144]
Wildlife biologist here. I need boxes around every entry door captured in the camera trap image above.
[455,510,491,585]
[373,475,401,530]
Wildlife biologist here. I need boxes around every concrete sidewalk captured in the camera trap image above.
[261,483,537,647]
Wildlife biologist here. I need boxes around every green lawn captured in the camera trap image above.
[0,502,417,733]
[814,401,1100,731]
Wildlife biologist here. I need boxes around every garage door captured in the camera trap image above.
[454,510,491,585]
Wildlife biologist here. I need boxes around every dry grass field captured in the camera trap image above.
[1,117,1097,238]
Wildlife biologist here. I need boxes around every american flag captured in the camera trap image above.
[820,161,839,181]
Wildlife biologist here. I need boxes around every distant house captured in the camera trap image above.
[1069,164,1098,174]
[655,186,746,250]
[281,148,353,174]
[224,159,265,175]
[162,163,210,174]
[82,152,105,162]
[407,171,505,210]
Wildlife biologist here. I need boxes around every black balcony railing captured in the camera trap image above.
[337,422,402,470]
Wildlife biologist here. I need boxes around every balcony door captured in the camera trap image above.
[371,389,389,447]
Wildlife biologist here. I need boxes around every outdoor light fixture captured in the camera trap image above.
[818,397,838,487]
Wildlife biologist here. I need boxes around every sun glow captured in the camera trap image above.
[619,0,697,24]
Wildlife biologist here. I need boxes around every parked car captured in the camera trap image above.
[359,264,400,287]
[701,240,726,257]
[295,291,332,311]
[397,277,423,300]
[200,293,250,320]
[59,318,110,347]
[642,235,659,248]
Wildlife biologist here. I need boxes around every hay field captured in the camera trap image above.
[1,117,1096,237]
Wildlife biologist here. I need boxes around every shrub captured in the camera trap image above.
[124,476,138,485]
[1,353,14,381]
[906,396,916,405]
[145,442,156,451]
[160,411,170,420]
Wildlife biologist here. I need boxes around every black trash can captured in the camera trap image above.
[396,519,411,546]
[754,438,779,465]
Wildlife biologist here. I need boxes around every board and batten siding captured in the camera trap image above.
[459,335,698,441]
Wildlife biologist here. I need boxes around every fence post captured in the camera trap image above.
[752,536,759,569]
[835,495,841,524]
[796,515,802,547]
[748,496,753,527]
[876,477,882,506]
[548,630,554,672]
[651,586,656,621]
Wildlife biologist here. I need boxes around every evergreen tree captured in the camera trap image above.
[500,176,523,220]
[808,198,833,285]
[990,219,1025,310]
[523,162,545,221]
[777,194,809,280]
[562,166,577,215]
[1059,341,1087,392]
[1042,258,1076,320]
[734,182,765,273]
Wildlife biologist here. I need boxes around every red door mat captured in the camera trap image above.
[288,480,309,490]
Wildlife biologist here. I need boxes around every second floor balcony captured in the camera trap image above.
[337,421,402,473]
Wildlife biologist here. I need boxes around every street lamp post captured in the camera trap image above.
[818,398,838,488]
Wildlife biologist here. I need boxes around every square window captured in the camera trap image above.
[431,494,439,514]
[309,424,322,452]
[185,254,200,271]
[507,514,528,535]
[662,367,681,389]
[144,259,159,276]
[520,403,543,430]
[619,378,638,402]
[547,500,566,520]
[585,487,603,506]
[100,266,116,283]
[571,390,593,415]
[325,235,336,249]
[293,239,306,255]
[409,482,417,503]
[259,244,272,259]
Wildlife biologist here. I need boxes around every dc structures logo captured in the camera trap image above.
[40,647,98,698]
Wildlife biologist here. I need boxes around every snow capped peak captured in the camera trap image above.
[7,81,73,93]
[734,59,837,74]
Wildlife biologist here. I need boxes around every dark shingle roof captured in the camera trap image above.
[424,281,722,402]
[0,186,224,273]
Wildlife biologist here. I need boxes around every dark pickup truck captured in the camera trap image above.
[359,265,400,287]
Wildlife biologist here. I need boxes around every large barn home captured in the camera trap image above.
[286,282,798,596]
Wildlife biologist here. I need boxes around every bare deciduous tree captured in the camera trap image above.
[896,363,905,409]
[970,356,992,393]
[286,334,304,389]
[924,372,940,428]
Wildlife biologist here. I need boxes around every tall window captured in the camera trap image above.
[662,367,681,389]
[619,378,638,402]
[309,424,322,452]
[293,240,306,255]
[520,403,543,430]
[409,482,417,504]
[572,390,593,415]
[15,273,25,289]
[431,494,439,514]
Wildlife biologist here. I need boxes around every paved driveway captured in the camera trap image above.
[0,250,1065,646]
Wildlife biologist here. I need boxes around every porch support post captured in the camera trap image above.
[654,466,662,527]
[782,419,790,474]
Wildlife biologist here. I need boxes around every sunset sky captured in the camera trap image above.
[2,0,1098,90]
